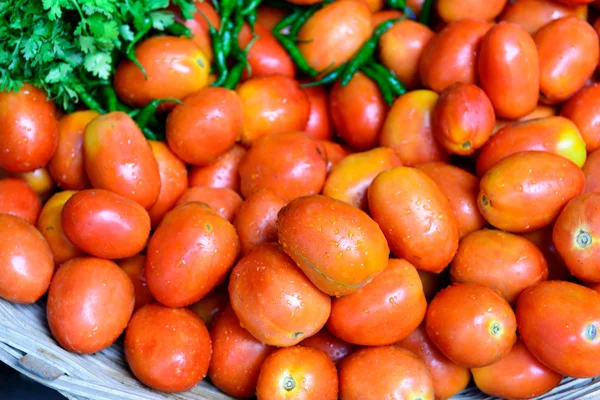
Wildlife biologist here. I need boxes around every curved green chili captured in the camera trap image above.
[368,62,407,96]
[241,0,261,15]
[419,0,435,26]
[75,88,106,114]
[273,31,319,77]
[273,9,303,34]
[360,64,395,106]
[126,18,152,80]
[219,0,237,34]
[102,86,118,112]
[300,65,344,88]
[221,20,235,59]
[166,22,192,38]
[223,62,246,90]
[387,0,406,10]
[135,98,182,129]
[141,126,159,141]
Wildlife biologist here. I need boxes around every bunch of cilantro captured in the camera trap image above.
[0,0,196,112]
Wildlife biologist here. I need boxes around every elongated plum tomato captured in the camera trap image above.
[368,167,460,273]
[125,304,211,392]
[117,255,154,311]
[301,84,333,141]
[493,104,558,134]
[256,5,288,30]
[584,148,600,193]
[189,286,229,328]
[37,191,85,265]
[13,167,55,201]
[166,87,243,166]
[84,112,160,209]
[450,229,548,305]
[327,259,427,346]
[478,151,585,233]
[339,346,435,400]
[277,194,389,297]
[499,0,587,34]
[321,140,353,172]
[0,177,42,224]
[188,144,246,192]
[478,22,539,119]
[476,116,587,176]
[176,0,220,62]
[426,283,517,368]
[472,339,562,399]
[436,0,506,22]
[145,202,240,308]
[47,257,134,354]
[0,214,53,303]
[0,83,58,173]
[517,281,600,378]
[176,186,243,223]
[228,243,331,346]
[297,0,373,72]
[209,306,274,398]
[561,83,600,152]
[49,110,98,190]
[299,328,355,365]
[519,225,572,282]
[113,36,209,110]
[397,324,471,400]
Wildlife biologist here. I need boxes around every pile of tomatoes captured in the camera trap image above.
[5,0,600,399]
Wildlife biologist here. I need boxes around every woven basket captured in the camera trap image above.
[1,298,600,400]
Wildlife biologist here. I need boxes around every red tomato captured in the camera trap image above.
[0,177,41,224]
[301,84,333,141]
[436,0,507,22]
[238,23,296,80]
[321,140,353,172]
[499,0,588,34]
[178,1,220,62]
[257,5,288,30]
[520,225,572,281]
[561,83,600,152]
[188,144,246,192]
[176,186,243,223]
[14,167,55,201]
[493,103,557,134]
[299,328,355,365]
[189,286,229,328]
[117,255,154,311]
[584,148,600,193]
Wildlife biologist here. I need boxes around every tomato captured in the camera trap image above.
[436,0,506,22]
[37,191,85,265]
[47,257,134,354]
[0,214,53,303]
[432,83,495,155]
[146,202,240,308]
[397,324,471,399]
[379,20,434,90]
[176,186,243,222]
[236,75,310,144]
[418,270,448,302]
[368,167,460,273]
[372,10,403,26]
[178,0,220,62]
[234,189,287,255]
[327,258,426,346]
[301,84,333,141]
[49,110,98,190]
[478,151,585,233]
[584,148,600,193]
[239,132,327,201]
[0,177,42,224]
[118,255,154,311]
[14,167,55,200]
[61,189,151,259]
[499,0,588,34]
[556,0,595,5]
[256,346,338,400]
[339,346,434,400]
[209,305,274,398]
[238,23,296,80]
[451,229,548,305]
[257,5,288,30]
[0,83,58,173]
[321,140,352,172]
[493,104,557,134]
[426,283,517,368]
[416,162,486,238]
[84,112,161,209]
[166,87,243,166]
[297,0,373,72]
[520,225,572,281]
[189,286,229,328]
[329,72,387,151]
[476,116,587,176]
[478,22,539,119]
[299,328,355,365]
[188,144,246,192]
[472,339,562,399]
[322,147,401,210]
[125,304,211,392]
[113,36,210,110]
[561,83,600,152]
[517,281,600,377]
[147,141,188,228]
[229,243,331,346]
[419,19,492,93]
[379,90,449,166]
[278,194,389,297]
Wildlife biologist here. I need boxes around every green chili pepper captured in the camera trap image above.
[419,0,434,26]
[387,0,406,10]
[241,0,261,15]
[135,98,182,129]
[299,65,344,88]
[221,20,235,59]
[75,87,106,114]
[246,12,257,32]
[126,18,152,80]
[141,126,159,141]
[359,64,396,106]
[166,22,193,38]
[368,62,407,96]
[102,86,118,112]
[219,0,237,34]
[273,9,303,35]
[273,31,319,77]
[223,62,246,90]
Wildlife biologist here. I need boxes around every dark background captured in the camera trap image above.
[0,362,64,399]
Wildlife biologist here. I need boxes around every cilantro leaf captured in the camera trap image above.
[150,11,174,31]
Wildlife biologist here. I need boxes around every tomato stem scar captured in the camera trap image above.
[283,376,296,391]
[481,195,489,207]
[490,322,502,336]
[586,323,597,341]
[577,231,592,248]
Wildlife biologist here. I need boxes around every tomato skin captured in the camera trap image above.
[451,229,548,305]
[419,19,492,93]
[239,132,327,201]
[298,0,373,72]
[339,346,435,400]
[47,257,134,354]
[426,283,517,368]
[0,83,58,173]
[299,328,355,365]
[478,151,585,233]
[0,214,54,303]
[209,306,274,398]
[229,243,331,347]
[321,140,353,172]
[113,36,210,110]
[0,177,42,224]
[84,112,161,209]
[189,286,229,328]
[146,202,240,308]
[176,186,243,223]
[372,10,402,26]
[256,5,288,30]
[61,189,151,259]
[494,104,557,134]
[561,83,600,152]
[124,304,211,392]
[13,167,55,201]
[278,194,389,297]
[472,339,562,400]
[517,281,600,378]
[256,346,338,400]
[238,23,296,80]
[437,0,506,22]
[368,167,460,273]
[478,22,540,119]
[327,259,426,346]
[499,0,588,34]
[188,144,246,192]
[118,255,155,311]
[520,225,572,281]
[166,87,243,166]
[179,0,220,62]
[322,147,402,210]
[301,84,333,141]
[583,148,600,193]
[476,116,587,176]
[379,90,449,166]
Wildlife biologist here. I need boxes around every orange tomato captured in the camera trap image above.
[257,5,288,30]
[117,255,155,311]
[321,140,353,172]
[493,103,557,134]
[584,148,600,193]
[299,328,355,365]
[178,0,220,62]
[561,83,600,152]
[520,225,572,281]
[14,167,55,200]
[436,0,507,22]
[238,23,296,80]
[188,286,229,328]
[499,0,588,34]
[188,144,246,192]
[301,84,333,141]
[0,177,42,224]
[176,186,243,223]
